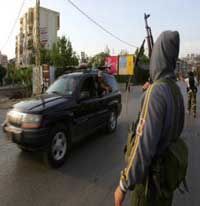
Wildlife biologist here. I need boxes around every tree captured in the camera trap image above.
[0,65,6,86]
[39,36,79,68]
[134,48,150,84]
[88,52,110,67]
[50,36,79,67]
[119,49,129,55]
[135,48,150,64]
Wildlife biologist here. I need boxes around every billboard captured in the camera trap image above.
[118,55,135,75]
[105,56,118,75]
[40,27,48,45]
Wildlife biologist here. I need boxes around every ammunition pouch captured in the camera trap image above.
[149,137,188,197]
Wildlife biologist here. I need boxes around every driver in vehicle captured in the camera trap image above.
[97,70,112,96]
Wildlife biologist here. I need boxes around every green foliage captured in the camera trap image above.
[134,49,150,84]
[115,75,132,83]
[5,64,14,85]
[88,52,110,67]
[134,65,149,84]
[55,67,68,79]
[0,65,6,85]
[40,36,79,80]
[5,65,32,87]
[4,65,32,97]
[49,36,79,67]
[135,48,150,64]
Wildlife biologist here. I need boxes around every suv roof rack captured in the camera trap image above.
[64,65,112,75]
[63,65,92,74]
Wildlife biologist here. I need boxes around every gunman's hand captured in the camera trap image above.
[114,186,126,206]
[143,81,151,91]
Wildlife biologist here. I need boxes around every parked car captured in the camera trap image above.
[2,69,122,168]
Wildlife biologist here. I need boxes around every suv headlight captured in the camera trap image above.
[7,111,42,129]
[22,113,42,129]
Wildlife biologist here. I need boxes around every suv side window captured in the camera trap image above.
[94,75,112,97]
[80,76,97,98]
[103,74,118,92]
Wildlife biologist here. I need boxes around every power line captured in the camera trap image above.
[1,0,26,51]
[67,0,138,49]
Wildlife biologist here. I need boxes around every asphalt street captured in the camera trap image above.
[0,82,199,206]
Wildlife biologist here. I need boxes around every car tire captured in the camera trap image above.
[44,125,71,168]
[106,110,117,133]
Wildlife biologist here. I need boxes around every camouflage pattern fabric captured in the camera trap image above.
[130,184,173,206]
[187,90,196,116]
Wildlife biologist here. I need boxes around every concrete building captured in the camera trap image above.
[15,6,60,67]
[0,51,8,68]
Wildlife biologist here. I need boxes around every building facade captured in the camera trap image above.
[0,51,8,68]
[16,7,60,67]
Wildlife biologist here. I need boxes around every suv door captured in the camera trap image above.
[93,74,111,124]
[96,73,121,123]
[73,75,101,139]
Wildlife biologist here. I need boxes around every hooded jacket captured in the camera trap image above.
[120,31,185,191]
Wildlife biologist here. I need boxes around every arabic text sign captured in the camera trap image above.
[105,56,118,74]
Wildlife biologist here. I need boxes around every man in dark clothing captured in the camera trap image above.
[114,31,185,206]
[185,71,198,117]
[97,70,111,96]
[125,78,131,92]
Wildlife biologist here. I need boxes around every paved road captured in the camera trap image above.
[0,82,199,206]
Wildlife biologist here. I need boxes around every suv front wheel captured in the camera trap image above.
[44,125,71,168]
[106,111,117,133]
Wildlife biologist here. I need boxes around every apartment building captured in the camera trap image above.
[16,6,60,67]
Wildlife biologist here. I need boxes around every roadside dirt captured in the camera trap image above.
[0,97,21,109]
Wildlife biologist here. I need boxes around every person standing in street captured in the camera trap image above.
[114,31,186,206]
[125,78,131,92]
[185,71,198,118]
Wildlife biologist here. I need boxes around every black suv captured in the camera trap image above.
[3,70,122,168]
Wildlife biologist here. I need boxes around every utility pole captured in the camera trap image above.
[144,13,154,58]
[33,0,41,95]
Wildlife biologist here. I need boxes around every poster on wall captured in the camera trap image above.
[40,27,48,46]
[118,55,135,75]
[105,56,118,75]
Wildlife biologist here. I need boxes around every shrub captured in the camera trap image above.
[5,66,32,97]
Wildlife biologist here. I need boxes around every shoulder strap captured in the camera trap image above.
[123,84,155,180]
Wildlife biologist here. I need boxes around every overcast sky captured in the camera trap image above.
[0,0,199,59]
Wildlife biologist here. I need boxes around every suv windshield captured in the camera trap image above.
[46,76,79,96]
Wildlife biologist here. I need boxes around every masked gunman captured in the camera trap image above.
[97,70,112,95]
[185,71,198,117]
[114,31,188,206]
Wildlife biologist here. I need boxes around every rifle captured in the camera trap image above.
[125,40,146,116]
[126,39,146,90]
[144,13,154,58]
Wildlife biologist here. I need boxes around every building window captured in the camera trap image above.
[57,16,60,30]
